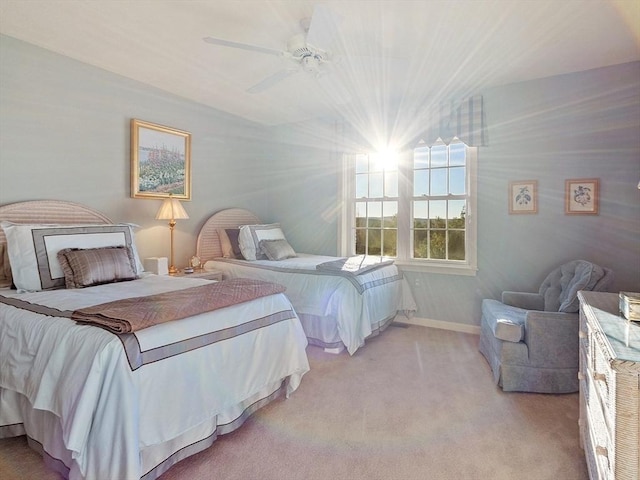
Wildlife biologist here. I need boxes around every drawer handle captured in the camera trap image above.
[595,446,608,459]
[578,372,585,381]
[593,372,607,382]
[578,330,587,339]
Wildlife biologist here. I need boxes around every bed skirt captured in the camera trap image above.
[299,312,397,351]
[1,378,290,480]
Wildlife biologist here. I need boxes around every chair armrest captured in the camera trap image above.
[501,291,544,310]
[523,311,579,368]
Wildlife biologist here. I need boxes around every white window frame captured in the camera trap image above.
[339,144,478,276]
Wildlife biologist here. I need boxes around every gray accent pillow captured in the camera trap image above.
[0,243,12,289]
[57,246,138,289]
[217,228,243,259]
[259,239,297,261]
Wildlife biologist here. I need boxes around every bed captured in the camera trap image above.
[196,208,417,355]
[0,200,310,480]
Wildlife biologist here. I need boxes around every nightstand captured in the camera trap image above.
[170,268,222,281]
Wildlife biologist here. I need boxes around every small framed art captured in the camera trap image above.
[131,119,191,200]
[509,180,537,214]
[565,178,599,215]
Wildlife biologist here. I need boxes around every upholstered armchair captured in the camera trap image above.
[479,260,614,393]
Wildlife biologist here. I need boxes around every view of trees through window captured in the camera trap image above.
[354,152,398,256]
[412,141,467,260]
[354,141,468,261]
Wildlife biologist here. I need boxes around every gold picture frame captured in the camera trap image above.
[131,119,191,199]
[565,178,599,215]
[509,180,538,214]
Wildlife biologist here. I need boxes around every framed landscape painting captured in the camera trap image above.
[509,180,538,214]
[565,178,599,215]
[131,119,191,199]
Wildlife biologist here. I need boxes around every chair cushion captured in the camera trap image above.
[482,299,527,343]
[539,260,606,313]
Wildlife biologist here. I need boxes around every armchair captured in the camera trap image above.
[478,260,614,393]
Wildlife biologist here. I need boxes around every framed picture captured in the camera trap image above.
[130,119,191,199]
[565,178,599,215]
[509,180,538,214]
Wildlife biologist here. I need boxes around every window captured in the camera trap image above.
[354,152,398,257]
[342,140,477,275]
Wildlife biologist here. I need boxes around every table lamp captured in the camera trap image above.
[155,195,189,274]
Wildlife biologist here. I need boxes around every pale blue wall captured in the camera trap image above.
[1,33,639,327]
[266,63,640,325]
[0,34,278,266]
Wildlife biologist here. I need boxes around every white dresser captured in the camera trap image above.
[578,291,640,480]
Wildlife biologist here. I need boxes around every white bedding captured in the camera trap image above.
[0,274,310,480]
[203,254,417,355]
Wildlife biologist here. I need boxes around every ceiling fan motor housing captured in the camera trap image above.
[287,33,312,58]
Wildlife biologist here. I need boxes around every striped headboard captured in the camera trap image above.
[196,208,261,262]
[0,200,112,287]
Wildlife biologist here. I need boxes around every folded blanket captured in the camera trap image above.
[72,278,286,334]
[316,255,394,276]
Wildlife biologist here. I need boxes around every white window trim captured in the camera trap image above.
[339,147,478,277]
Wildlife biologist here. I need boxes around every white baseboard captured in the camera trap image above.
[395,316,481,335]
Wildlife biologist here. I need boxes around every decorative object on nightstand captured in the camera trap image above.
[171,268,222,281]
[189,255,202,270]
[143,257,169,275]
[155,195,189,275]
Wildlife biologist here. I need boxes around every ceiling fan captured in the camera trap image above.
[203,5,342,93]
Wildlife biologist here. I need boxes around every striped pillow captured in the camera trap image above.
[57,246,138,289]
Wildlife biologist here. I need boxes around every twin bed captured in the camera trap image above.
[0,200,310,480]
[196,208,416,355]
[0,201,415,479]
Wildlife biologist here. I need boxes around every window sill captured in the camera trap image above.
[395,260,477,276]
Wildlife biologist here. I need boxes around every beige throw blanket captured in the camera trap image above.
[72,278,286,334]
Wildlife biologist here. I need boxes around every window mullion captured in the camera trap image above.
[395,150,412,261]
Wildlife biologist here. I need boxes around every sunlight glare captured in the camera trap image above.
[371,147,398,171]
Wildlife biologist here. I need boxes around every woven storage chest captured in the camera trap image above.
[578,291,640,480]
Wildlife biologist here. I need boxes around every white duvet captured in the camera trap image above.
[0,275,310,480]
[204,254,417,354]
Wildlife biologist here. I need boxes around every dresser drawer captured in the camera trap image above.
[590,332,615,434]
[585,382,614,480]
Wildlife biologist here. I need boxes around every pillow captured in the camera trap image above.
[57,246,138,289]
[0,243,13,289]
[238,223,286,261]
[0,222,143,292]
[259,239,297,261]
[217,228,243,259]
[225,229,243,258]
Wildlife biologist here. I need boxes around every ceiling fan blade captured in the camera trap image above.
[247,69,299,94]
[203,37,283,57]
[306,5,342,51]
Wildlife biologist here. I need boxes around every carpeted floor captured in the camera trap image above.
[0,324,588,480]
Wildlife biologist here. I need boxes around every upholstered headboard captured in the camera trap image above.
[196,208,261,262]
[0,200,112,286]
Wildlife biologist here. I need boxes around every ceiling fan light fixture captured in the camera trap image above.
[302,55,320,73]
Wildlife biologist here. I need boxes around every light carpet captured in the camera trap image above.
[0,324,588,480]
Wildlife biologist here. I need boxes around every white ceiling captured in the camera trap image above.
[1,0,638,127]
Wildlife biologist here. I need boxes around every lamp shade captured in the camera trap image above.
[155,196,189,221]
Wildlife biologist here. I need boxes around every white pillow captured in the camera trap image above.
[0,222,143,292]
[238,223,286,261]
